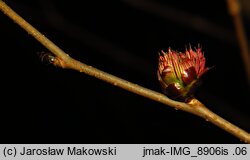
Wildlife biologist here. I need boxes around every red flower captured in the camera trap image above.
[158,45,209,102]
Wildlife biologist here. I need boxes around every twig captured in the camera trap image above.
[227,0,250,86]
[37,0,153,76]
[0,0,249,143]
[121,0,235,44]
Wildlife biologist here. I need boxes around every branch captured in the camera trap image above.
[0,0,249,143]
[121,0,235,44]
[227,0,250,86]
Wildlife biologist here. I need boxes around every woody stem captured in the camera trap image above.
[0,0,249,143]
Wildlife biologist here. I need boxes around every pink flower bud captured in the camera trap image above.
[158,45,209,102]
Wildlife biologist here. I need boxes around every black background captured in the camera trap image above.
[0,0,249,143]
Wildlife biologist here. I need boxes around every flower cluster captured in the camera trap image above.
[158,46,209,102]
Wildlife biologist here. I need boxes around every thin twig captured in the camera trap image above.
[227,0,250,86]
[37,0,153,76]
[122,0,235,44]
[0,0,249,143]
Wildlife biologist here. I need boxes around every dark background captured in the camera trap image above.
[0,0,249,143]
